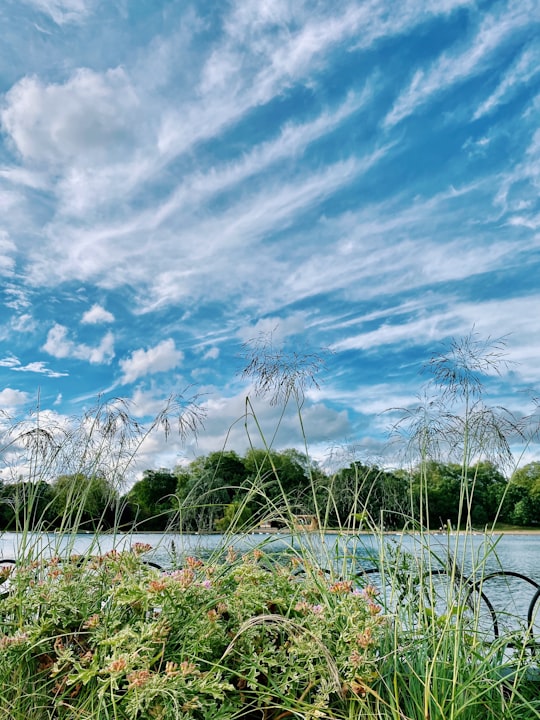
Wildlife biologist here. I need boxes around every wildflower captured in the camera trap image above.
[226,546,237,563]
[356,628,373,648]
[0,566,12,581]
[311,604,324,614]
[185,556,204,569]
[107,657,127,673]
[207,609,218,622]
[83,613,101,629]
[329,580,353,594]
[344,679,368,697]
[200,579,212,589]
[252,549,264,561]
[148,578,167,593]
[180,660,198,676]
[0,632,28,649]
[349,649,364,668]
[170,568,194,588]
[132,542,153,555]
[127,669,151,688]
[165,661,179,676]
[361,584,379,600]
[368,602,382,616]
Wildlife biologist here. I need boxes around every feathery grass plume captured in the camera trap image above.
[240,329,326,407]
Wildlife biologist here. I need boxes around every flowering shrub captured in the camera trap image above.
[0,547,385,719]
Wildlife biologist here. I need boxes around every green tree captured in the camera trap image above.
[465,461,507,527]
[410,462,463,529]
[316,462,405,529]
[507,462,540,525]
[52,473,117,530]
[124,468,177,530]
[175,453,242,532]
[243,447,313,519]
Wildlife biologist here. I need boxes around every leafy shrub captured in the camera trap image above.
[0,545,385,719]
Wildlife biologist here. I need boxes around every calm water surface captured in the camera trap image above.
[0,530,538,577]
[1,530,538,638]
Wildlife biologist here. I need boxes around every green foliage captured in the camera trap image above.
[508,463,540,525]
[0,548,385,719]
[175,452,240,532]
[124,468,178,529]
[52,473,117,530]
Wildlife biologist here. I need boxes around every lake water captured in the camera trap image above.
[2,530,539,642]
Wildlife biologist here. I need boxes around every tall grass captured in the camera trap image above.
[0,333,539,718]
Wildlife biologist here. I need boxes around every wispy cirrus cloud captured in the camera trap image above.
[384,0,539,128]
[330,295,540,368]
[473,43,540,120]
[1,354,68,378]
[11,361,69,378]
[21,0,96,26]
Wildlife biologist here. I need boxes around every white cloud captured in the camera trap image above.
[0,355,20,368]
[10,313,36,333]
[23,145,388,305]
[203,347,220,361]
[1,354,68,378]
[3,285,31,311]
[0,388,29,408]
[10,360,68,378]
[21,0,95,26]
[384,1,537,128]
[473,44,540,120]
[0,231,16,276]
[238,313,309,344]
[330,295,540,379]
[178,387,352,460]
[145,88,372,231]
[119,339,184,385]
[42,323,115,364]
[81,303,115,324]
[1,68,140,167]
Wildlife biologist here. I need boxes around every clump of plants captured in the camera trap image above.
[0,544,385,719]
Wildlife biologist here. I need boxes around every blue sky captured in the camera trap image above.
[1,0,540,478]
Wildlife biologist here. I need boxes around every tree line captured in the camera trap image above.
[1,449,539,532]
